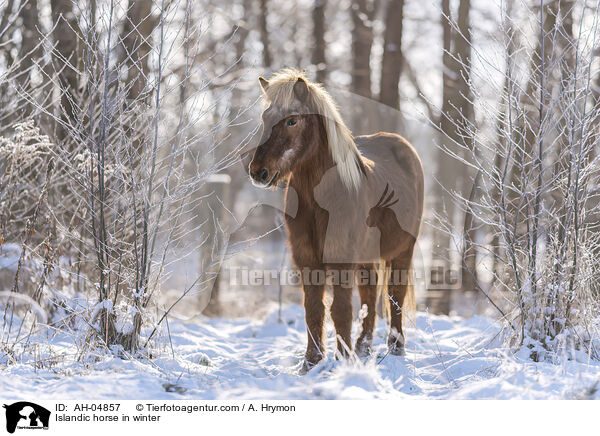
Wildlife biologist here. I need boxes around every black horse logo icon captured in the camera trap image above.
[3,402,50,433]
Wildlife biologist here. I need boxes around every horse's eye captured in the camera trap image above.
[286,118,297,127]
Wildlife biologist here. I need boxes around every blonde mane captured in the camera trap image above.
[261,69,364,191]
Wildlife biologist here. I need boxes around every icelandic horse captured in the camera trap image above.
[249,69,424,371]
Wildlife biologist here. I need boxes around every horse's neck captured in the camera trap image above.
[288,142,334,207]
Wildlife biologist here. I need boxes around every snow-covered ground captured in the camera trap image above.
[2,303,600,400]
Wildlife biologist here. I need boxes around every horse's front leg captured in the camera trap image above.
[301,278,326,372]
[356,264,377,357]
[331,283,353,359]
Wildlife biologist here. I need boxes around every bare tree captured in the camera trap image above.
[428,0,461,314]
[202,0,253,316]
[453,0,477,295]
[0,0,245,353]
[445,0,600,358]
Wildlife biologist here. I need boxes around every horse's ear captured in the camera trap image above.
[259,77,269,93]
[293,77,310,103]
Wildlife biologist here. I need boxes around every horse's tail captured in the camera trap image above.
[377,260,416,325]
[377,260,392,323]
[403,268,416,324]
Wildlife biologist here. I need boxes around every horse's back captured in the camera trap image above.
[356,132,423,182]
[356,132,424,239]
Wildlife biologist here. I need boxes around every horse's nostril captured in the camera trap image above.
[259,168,269,182]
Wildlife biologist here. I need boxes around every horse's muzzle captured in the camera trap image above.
[250,166,279,188]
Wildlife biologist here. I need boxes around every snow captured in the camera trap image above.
[2,303,600,400]
[0,244,21,270]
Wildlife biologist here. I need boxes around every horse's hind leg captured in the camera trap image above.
[387,249,415,355]
[331,283,353,358]
[355,264,377,357]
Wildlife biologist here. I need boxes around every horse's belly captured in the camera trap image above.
[321,222,381,264]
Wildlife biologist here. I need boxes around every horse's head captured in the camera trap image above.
[249,76,321,188]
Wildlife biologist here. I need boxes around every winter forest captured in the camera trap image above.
[2,0,600,400]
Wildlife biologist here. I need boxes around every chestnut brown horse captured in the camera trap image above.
[249,69,424,371]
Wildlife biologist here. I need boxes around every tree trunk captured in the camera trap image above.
[203,0,252,316]
[351,0,377,133]
[379,0,404,110]
[120,0,155,167]
[490,0,516,284]
[122,0,154,102]
[351,0,376,99]
[17,0,40,116]
[453,0,478,294]
[428,0,464,314]
[51,0,79,141]
[312,0,327,83]
[259,0,272,68]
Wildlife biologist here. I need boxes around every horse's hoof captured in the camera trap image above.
[299,362,311,375]
[300,359,318,374]
[300,352,324,374]
[333,353,344,361]
[388,343,405,356]
[334,348,352,360]
[355,339,373,358]
[387,333,405,356]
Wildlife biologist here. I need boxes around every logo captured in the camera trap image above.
[3,402,50,434]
